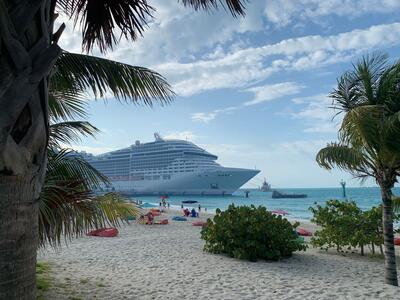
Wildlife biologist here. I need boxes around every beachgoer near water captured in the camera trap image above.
[191,208,198,218]
[183,208,190,217]
[198,204,201,212]
[146,212,154,224]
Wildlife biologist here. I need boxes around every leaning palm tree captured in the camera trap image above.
[0,1,247,298]
[316,53,400,286]
[41,53,161,247]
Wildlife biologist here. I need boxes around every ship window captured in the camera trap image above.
[210,183,219,189]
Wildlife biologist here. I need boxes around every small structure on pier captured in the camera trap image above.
[244,190,250,198]
[340,180,346,198]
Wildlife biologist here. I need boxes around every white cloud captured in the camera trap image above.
[244,82,304,106]
[291,94,342,133]
[56,0,400,98]
[192,106,239,123]
[164,131,197,141]
[153,22,400,96]
[264,0,400,27]
[191,112,218,123]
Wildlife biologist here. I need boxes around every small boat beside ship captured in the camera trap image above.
[272,190,307,199]
[260,178,272,192]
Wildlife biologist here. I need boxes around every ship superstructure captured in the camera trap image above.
[81,133,259,195]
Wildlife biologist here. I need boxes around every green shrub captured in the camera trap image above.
[309,199,397,255]
[200,204,306,261]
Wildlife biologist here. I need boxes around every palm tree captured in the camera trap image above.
[0,1,247,298]
[40,51,173,247]
[316,53,400,286]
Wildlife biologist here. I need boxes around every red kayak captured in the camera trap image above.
[296,227,313,236]
[192,221,207,227]
[395,237,400,246]
[87,228,119,237]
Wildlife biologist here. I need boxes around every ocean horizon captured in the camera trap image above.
[132,186,400,221]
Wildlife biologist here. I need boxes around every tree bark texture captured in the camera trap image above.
[381,186,398,286]
[0,0,60,299]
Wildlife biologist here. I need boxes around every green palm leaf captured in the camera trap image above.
[316,143,369,175]
[180,0,247,16]
[49,121,99,148]
[53,52,174,106]
[47,149,109,189]
[40,149,140,248]
[49,86,87,121]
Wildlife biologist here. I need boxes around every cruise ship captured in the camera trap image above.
[81,133,260,195]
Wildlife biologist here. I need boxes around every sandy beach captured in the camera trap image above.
[38,210,400,299]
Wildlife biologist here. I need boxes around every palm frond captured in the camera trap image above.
[49,89,88,121]
[352,52,388,105]
[49,121,99,148]
[339,105,383,152]
[330,72,360,113]
[316,143,368,175]
[47,149,109,189]
[39,189,139,248]
[58,0,154,52]
[180,0,247,17]
[393,197,400,214]
[53,52,174,106]
[377,61,400,114]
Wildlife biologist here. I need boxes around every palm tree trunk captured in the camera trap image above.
[0,1,60,298]
[0,175,41,299]
[381,185,398,286]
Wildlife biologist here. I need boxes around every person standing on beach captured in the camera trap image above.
[198,204,201,212]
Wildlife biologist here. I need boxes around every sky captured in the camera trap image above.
[58,0,400,188]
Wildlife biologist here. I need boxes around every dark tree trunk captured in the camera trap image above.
[381,185,398,286]
[0,0,60,298]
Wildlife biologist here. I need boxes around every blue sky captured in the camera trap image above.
[58,0,400,188]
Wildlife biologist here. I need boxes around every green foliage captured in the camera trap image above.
[310,200,397,254]
[316,53,400,184]
[36,262,51,295]
[52,53,174,106]
[201,205,306,261]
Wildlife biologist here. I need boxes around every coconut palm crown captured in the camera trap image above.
[316,53,400,286]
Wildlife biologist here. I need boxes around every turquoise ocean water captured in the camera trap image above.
[132,187,400,221]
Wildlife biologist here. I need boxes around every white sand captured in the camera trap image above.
[38,211,400,299]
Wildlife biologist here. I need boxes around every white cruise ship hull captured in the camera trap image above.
[107,167,259,195]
